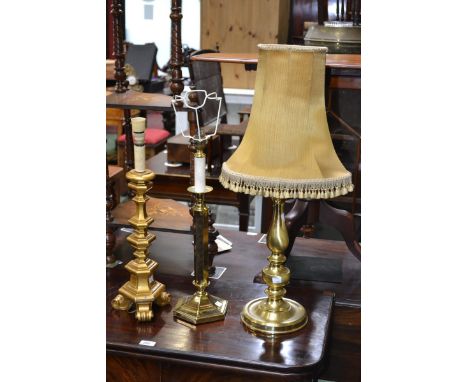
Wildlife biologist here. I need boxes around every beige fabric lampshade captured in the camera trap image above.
[219,44,353,199]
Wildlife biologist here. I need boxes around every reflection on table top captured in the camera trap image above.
[107,247,333,374]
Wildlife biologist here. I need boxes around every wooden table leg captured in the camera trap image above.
[238,194,250,232]
[123,109,134,173]
[106,162,116,264]
[260,197,273,234]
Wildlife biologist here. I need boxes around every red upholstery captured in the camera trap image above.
[118,128,170,145]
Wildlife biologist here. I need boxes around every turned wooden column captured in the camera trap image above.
[106,162,117,264]
[169,0,184,97]
[111,0,128,93]
[123,110,134,174]
[111,0,133,176]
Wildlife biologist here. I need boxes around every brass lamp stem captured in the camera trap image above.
[111,169,171,322]
[241,198,308,335]
[265,199,289,308]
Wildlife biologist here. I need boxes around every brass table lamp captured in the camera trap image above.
[172,90,228,325]
[220,44,353,335]
[112,117,171,321]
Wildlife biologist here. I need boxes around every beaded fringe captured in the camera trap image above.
[219,163,354,199]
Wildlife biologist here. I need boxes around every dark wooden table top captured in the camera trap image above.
[190,52,361,70]
[112,228,360,307]
[106,89,178,112]
[146,150,222,180]
[145,151,242,208]
[107,268,333,376]
[109,229,360,380]
[111,197,192,234]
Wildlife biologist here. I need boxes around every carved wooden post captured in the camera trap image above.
[111,0,128,93]
[106,162,117,264]
[170,0,184,97]
[123,110,135,174]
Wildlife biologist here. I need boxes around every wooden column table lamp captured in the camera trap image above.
[112,117,171,321]
[220,44,354,335]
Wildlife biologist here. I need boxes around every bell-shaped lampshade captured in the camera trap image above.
[220,44,353,199]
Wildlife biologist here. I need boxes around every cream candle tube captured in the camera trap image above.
[131,117,146,172]
[194,156,206,192]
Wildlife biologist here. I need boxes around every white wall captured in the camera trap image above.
[125,0,200,71]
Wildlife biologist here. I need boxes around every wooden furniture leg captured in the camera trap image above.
[123,109,134,173]
[319,201,361,261]
[300,200,320,238]
[110,0,127,93]
[106,162,116,264]
[169,0,184,98]
[284,200,309,256]
[238,194,250,232]
[284,200,361,261]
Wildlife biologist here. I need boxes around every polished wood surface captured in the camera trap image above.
[106,89,175,112]
[145,151,251,231]
[190,52,361,69]
[107,268,333,381]
[112,229,359,300]
[110,228,361,381]
[111,197,192,233]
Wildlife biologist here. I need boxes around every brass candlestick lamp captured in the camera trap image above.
[172,91,227,325]
[220,44,354,335]
[112,117,171,321]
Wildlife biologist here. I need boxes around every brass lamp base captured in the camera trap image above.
[241,297,307,335]
[111,169,171,322]
[112,258,171,322]
[174,290,227,325]
[241,198,308,336]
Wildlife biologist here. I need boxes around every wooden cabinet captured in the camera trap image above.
[201,0,290,89]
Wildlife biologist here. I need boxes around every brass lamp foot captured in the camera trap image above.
[174,290,227,325]
[241,198,308,335]
[241,297,307,335]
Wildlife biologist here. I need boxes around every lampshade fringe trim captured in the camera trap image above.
[220,164,354,199]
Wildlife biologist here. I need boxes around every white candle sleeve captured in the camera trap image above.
[131,117,146,172]
[194,156,206,192]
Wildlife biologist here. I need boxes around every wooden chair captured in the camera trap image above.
[285,200,361,261]
[116,111,170,167]
[124,42,166,93]
[188,49,249,170]
[281,71,361,261]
